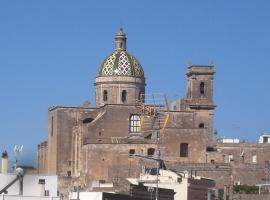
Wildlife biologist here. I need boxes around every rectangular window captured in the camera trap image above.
[229,154,234,162]
[180,143,188,157]
[67,171,71,177]
[129,149,135,157]
[130,114,141,133]
[252,155,257,163]
[263,137,268,143]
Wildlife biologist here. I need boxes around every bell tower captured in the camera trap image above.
[186,64,214,107]
[182,65,215,142]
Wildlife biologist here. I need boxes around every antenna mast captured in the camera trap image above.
[13,145,23,171]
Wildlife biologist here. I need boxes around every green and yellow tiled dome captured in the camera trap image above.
[97,29,144,78]
[98,51,144,77]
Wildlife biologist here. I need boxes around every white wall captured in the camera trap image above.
[259,135,270,144]
[0,195,59,200]
[69,192,102,200]
[0,174,58,197]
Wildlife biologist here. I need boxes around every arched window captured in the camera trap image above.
[200,82,205,95]
[122,90,127,103]
[147,148,155,156]
[103,90,108,102]
[199,123,205,128]
[138,91,144,103]
[180,143,189,157]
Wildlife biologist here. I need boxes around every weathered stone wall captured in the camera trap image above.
[82,143,156,186]
[83,105,140,143]
[232,163,266,185]
[207,142,270,167]
[167,161,268,190]
[233,194,270,200]
[168,163,232,188]
[46,107,96,176]
[161,128,208,163]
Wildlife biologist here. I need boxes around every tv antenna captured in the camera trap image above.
[13,145,23,171]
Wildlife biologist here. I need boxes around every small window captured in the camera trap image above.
[200,82,205,95]
[38,179,45,184]
[129,149,135,157]
[67,171,71,177]
[147,148,155,156]
[45,190,50,196]
[252,154,257,163]
[263,137,268,143]
[229,154,234,162]
[199,123,204,128]
[138,91,144,102]
[180,143,188,157]
[122,90,127,103]
[99,180,106,184]
[222,155,226,163]
[130,115,141,133]
[83,118,94,124]
[103,90,108,102]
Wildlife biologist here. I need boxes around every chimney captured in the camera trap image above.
[1,151,8,174]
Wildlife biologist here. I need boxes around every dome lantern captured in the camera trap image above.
[114,28,126,51]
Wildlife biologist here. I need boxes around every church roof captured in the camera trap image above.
[97,29,144,78]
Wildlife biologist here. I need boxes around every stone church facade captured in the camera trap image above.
[37,29,270,197]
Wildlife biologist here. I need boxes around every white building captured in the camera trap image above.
[127,169,215,200]
[259,134,270,144]
[0,173,58,200]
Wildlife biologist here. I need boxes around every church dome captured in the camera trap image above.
[97,29,144,78]
[98,51,144,77]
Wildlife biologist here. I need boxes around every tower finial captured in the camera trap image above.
[115,28,126,51]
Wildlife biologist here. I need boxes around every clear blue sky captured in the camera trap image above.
[0,1,270,166]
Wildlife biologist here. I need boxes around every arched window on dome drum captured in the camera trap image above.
[200,82,205,96]
[138,91,144,103]
[103,90,108,102]
[122,90,127,103]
